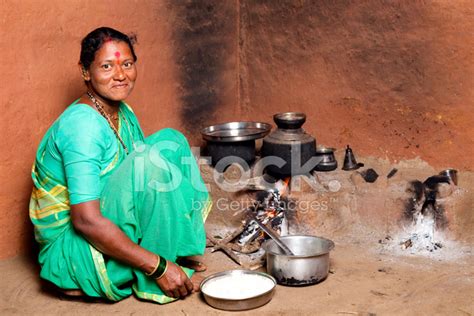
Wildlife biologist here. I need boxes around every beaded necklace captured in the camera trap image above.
[87,91,129,155]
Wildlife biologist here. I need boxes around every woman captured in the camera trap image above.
[29,27,211,304]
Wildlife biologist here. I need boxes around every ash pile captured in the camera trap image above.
[382,171,459,255]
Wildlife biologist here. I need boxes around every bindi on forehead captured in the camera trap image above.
[114,51,121,65]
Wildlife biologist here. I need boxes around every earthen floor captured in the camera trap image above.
[1,238,472,315]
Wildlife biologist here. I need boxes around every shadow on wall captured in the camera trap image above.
[167,0,235,136]
[23,77,83,262]
[20,178,38,263]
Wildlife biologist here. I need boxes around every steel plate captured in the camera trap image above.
[200,270,276,311]
[201,122,272,142]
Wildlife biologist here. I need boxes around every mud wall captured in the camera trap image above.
[1,1,472,259]
[0,0,238,259]
[239,0,474,170]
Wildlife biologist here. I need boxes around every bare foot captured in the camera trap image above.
[60,289,85,297]
[177,256,207,272]
[190,273,205,293]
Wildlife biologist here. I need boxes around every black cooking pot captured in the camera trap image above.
[314,147,337,172]
[205,140,255,172]
[201,122,272,172]
[261,112,317,177]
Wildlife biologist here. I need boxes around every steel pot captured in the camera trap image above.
[262,235,335,286]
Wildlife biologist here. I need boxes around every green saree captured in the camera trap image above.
[29,101,211,304]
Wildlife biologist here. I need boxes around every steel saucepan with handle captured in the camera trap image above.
[262,235,335,286]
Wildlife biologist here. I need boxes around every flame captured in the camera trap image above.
[276,177,291,195]
[265,209,277,218]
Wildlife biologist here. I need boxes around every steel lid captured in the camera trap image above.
[201,121,272,142]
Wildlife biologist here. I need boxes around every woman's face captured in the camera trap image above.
[84,40,137,102]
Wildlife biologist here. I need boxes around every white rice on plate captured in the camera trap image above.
[202,273,275,300]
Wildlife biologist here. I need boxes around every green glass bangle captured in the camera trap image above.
[148,256,167,279]
[155,260,168,280]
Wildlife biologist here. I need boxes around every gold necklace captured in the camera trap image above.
[120,111,136,148]
[87,92,129,155]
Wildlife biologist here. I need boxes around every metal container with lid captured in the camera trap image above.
[261,112,317,177]
[314,147,338,171]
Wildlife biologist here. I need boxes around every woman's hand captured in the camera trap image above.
[155,261,194,298]
[71,200,198,299]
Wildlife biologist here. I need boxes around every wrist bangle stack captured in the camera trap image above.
[146,255,168,279]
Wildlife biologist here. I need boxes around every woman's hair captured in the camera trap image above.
[80,27,137,69]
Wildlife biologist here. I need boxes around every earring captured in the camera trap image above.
[82,69,89,81]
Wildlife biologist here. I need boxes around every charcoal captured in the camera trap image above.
[386,168,398,179]
[360,168,379,183]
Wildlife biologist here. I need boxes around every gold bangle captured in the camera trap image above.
[145,256,160,277]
